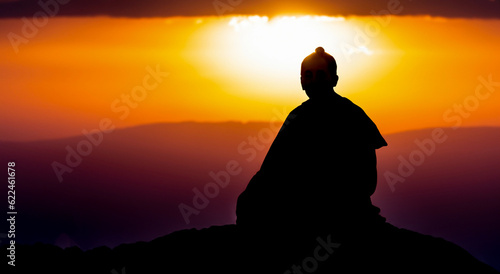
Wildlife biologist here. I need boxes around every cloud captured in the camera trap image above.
[0,0,499,18]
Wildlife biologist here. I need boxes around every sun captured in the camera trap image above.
[227,15,349,66]
[187,15,392,104]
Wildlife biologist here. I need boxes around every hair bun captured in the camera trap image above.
[315,47,325,55]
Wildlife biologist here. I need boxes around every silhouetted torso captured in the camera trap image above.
[236,92,387,236]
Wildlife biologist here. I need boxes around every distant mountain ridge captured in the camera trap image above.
[0,123,498,270]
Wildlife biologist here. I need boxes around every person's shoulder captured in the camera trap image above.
[338,95,388,148]
[290,100,311,114]
[336,96,367,117]
[279,101,308,126]
[338,95,361,108]
[298,99,312,107]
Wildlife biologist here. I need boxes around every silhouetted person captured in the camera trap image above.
[6,48,497,274]
[236,47,388,271]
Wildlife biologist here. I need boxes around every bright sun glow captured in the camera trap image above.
[227,15,348,68]
[188,15,396,103]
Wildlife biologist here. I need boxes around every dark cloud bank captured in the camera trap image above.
[0,0,499,18]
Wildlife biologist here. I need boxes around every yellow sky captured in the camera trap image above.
[1,15,499,140]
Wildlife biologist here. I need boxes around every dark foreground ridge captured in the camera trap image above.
[3,223,498,274]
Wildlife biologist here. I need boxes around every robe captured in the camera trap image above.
[236,92,387,235]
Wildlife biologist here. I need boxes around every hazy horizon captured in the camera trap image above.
[2,15,500,141]
[1,119,499,142]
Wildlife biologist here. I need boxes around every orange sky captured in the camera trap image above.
[1,15,499,141]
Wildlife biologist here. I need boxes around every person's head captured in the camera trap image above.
[300,47,338,99]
